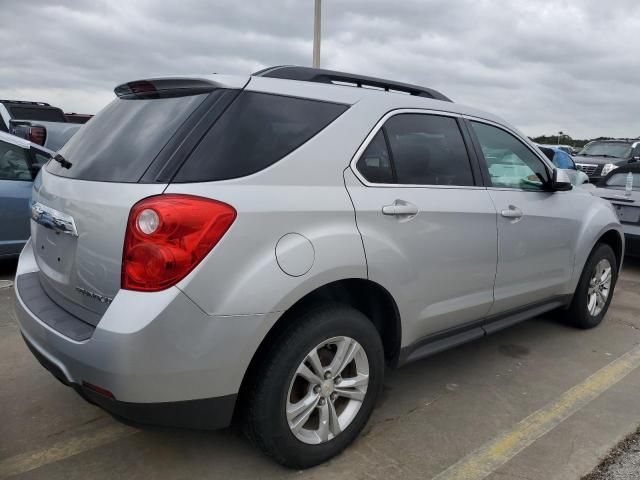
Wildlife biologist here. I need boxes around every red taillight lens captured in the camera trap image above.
[29,126,46,146]
[122,195,236,292]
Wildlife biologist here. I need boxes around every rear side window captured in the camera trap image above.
[384,114,474,186]
[8,106,67,122]
[47,93,208,182]
[173,92,348,182]
[356,130,394,184]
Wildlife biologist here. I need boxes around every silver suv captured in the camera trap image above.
[15,66,624,468]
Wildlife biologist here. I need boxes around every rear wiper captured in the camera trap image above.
[53,153,72,169]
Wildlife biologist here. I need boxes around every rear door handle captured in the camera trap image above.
[382,200,419,216]
[500,205,523,219]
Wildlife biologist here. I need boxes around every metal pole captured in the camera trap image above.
[313,0,321,68]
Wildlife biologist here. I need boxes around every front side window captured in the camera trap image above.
[471,122,548,190]
[0,140,31,181]
[383,114,474,186]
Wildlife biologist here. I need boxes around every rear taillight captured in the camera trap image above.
[29,126,46,146]
[122,195,236,292]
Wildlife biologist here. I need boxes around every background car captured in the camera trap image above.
[0,130,52,257]
[0,99,82,151]
[537,145,589,185]
[574,139,640,183]
[537,143,574,155]
[594,164,640,257]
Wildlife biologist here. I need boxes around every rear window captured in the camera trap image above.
[8,106,67,122]
[46,93,208,182]
[173,91,348,182]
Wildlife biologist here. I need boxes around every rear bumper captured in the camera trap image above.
[14,239,274,430]
[22,332,236,429]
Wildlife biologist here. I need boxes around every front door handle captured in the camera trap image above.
[382,200,419,216]
[500,205,523,219]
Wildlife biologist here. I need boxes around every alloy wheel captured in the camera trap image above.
[286,336,369,445]
[587,258,612,317]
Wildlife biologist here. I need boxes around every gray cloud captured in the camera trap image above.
[1,0,639,138]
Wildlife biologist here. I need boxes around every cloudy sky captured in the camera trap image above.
[1,0,639,138]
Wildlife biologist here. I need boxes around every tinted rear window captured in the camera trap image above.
[47,94,208,182]
[173,91,348,182]
[384,114,474,186]
[8,106,67,122]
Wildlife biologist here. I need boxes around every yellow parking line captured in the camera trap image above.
[433,344,640,480]
[0,423,137,478]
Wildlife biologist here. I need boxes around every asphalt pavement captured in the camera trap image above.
[1,256,640,480]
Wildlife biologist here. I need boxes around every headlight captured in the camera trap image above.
[601,163,618,176]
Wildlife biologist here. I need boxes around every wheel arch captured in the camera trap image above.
[234,278,402,420]
[597,228,624,272]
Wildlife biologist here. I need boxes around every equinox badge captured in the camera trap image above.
[76,287,113,304]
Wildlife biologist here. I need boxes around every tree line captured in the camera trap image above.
[530,134,640,148]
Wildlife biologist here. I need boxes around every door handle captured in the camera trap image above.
[500,205,523,219]
[382,200,419,216]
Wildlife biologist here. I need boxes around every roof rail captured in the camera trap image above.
[0,100,51,107]
[252,66,452,102]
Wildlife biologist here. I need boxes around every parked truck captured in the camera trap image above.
[0,99,83,151]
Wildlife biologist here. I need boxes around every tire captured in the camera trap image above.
[567,243,618,329]
[244,304,384,469]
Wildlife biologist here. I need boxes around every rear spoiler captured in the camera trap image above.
[114,76,249,99]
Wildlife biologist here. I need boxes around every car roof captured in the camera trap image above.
[538,144,570,150]
[122,70,521,138]
[0,130,33,148]
[588,139,638,145]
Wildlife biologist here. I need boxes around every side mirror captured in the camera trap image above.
[550,169,573,191]
[631,156,640,163]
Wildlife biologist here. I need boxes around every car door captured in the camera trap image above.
[345,111,498,347]
[0,139,34,255]
[468,120,583,314]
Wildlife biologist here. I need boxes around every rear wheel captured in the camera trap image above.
[567,243,617,329]
[245,304,384,468]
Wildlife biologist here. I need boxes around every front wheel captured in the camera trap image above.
[245,304,384,468]
[567,243,618,329]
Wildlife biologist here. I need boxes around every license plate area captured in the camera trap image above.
[614,204,640,224]
[32,224,79,285]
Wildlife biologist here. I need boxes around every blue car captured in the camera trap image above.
[0,131,52,257]
[537,145,589,185]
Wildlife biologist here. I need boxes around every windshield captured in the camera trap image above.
[578,142,632,159]
[605,172,640,192]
